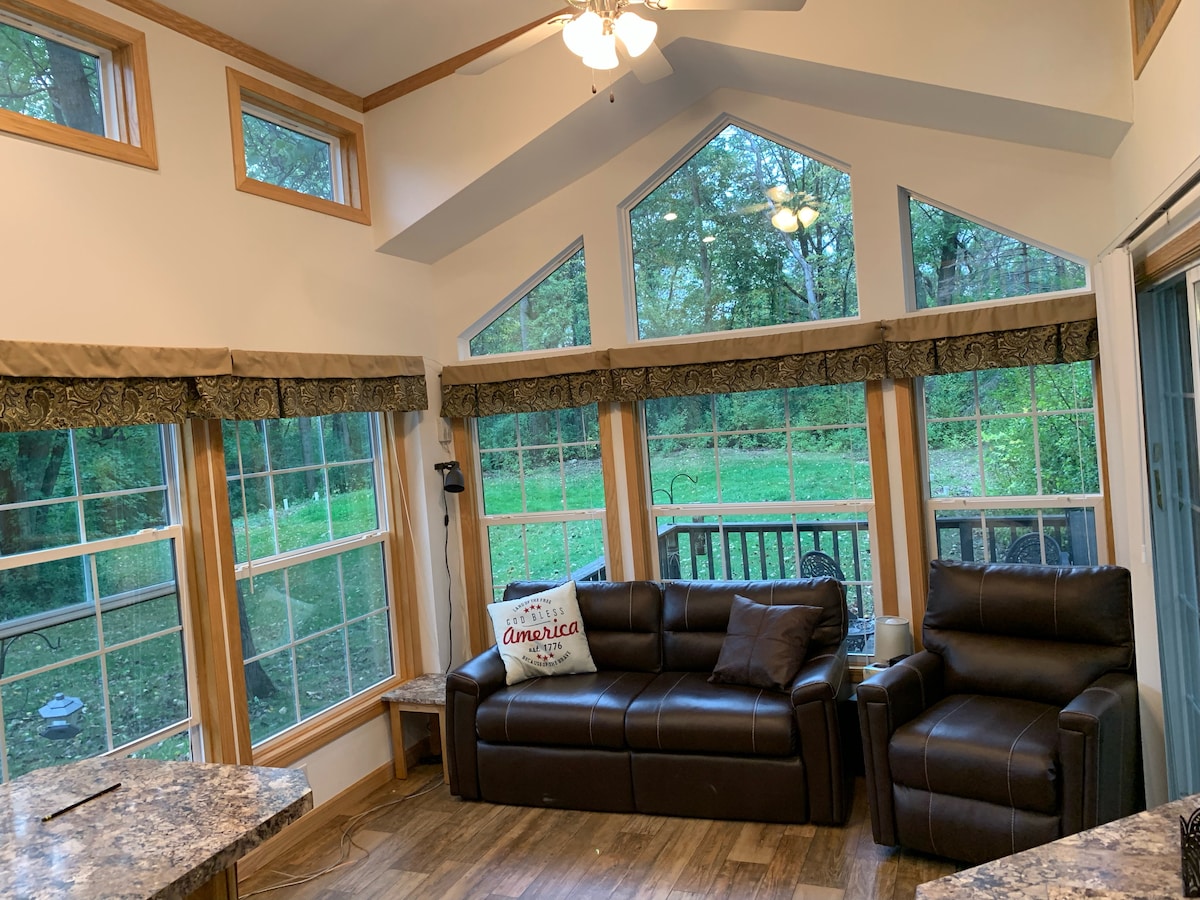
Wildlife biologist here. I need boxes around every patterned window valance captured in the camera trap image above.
[203,351,429,420]
[0,342,429,432]
[439,294,1098,417]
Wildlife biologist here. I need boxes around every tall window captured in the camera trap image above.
[226,68,370,224]
[469,245,591,357]
[923,362,1103,565]
[907,194,1087,309]
[0,426,195,782]
[224,414,393,745]
[629,122,856,339]
[0,0,156,167]
[475,405,606,601]
[644,386,875,626]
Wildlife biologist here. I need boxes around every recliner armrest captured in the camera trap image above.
[445,648,507,799]
[789,645,847,707]
[1058,671,1140,834]
[856,650,945,847]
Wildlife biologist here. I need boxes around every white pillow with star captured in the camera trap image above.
[486,581,597,685]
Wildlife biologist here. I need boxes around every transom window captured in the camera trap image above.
[0,0,156,167]
[907,194,1087,309]
[475,405,606,601]
[0,425,195,782]
[223,413,393,745]
[469,245,591,357]
[629,122,856,340]
[644,385,876,642]
[923,362,1103,565]
[226,68,370,224]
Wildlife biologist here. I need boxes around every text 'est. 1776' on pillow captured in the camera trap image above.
[487,581,597,686]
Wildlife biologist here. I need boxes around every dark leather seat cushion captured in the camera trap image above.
[625,672,796,756]
[476,671,656,749]
[888,694,1061,815]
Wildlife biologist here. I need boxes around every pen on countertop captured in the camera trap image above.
[41,782,122,822]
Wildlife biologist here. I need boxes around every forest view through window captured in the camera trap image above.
[0,16,105,136]
[470,246,591,357]
[630,123,857,339]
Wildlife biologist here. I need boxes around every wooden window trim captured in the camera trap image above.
[614,402,655,579]
[894,378,930,650]
[866,381,899,618]
[1131,0,1182,79]
[226,67,370,225]
[452,418,492,655]
[0,0,157,168]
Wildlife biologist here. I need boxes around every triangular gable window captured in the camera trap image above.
[469,246,590,357]
[629,122,857,340]
[907,195,1087,309]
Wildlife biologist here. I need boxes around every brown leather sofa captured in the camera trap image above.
[857,560,1141,864]
[446,579,852,825]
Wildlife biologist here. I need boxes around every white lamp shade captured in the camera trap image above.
[797,205,820,228]
[563,10,603,58]
[874,616,913,665]
[582,32,619,70]
[770,207,799,233]
[614,11,658,58]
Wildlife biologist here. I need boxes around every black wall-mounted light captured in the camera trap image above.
[434,460,465,493]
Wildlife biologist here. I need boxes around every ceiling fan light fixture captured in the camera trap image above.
[563,10,604,58]
[797,205,819,228]
[771,207,800,233]
[582,31,620,69]
[614,11,657,58]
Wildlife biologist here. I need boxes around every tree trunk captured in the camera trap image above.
[239,599,277,699]
[45,42,103,136]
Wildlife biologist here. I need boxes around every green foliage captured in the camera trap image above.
[470,248,591,356]
[242,111,334,200]
[631,124,857,339]
[909,197,1086,307]
[0,20,103,135]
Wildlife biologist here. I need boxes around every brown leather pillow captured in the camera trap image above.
[709,595,823,691]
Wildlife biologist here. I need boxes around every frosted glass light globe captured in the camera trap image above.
[563,11,603,58]
[614,11,657,58]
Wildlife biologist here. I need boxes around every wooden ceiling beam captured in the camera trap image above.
[363,7,571,112]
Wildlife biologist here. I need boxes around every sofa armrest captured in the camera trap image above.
[445,648,507,799]
[788,644,850,825]
[855,650,946,846]
[1059,671,1140,835]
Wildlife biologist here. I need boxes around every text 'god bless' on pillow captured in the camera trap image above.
[487,581,597,685]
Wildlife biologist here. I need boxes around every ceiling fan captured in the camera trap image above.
[457,0,807,85]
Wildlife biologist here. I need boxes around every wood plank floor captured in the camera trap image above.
[238,766,958,900]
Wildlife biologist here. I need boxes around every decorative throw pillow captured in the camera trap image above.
[709,595,823,691]
[487,581,597,686]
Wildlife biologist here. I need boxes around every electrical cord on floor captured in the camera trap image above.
[443,489,453,674]
[239,778,444,897]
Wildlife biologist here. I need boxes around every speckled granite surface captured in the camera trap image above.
[0,756,311,899]
[383,672,446,706]
[916,793,1200,899]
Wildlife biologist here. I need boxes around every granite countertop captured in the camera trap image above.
[917,793,1200,899]
[0,756,312,900]
[383,672,446,706]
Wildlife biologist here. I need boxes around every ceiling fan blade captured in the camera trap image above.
[647,0,806,9]
[628,41,673,83]
[456,14,569,75]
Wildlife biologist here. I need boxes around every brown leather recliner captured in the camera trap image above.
[857,560,1141,865]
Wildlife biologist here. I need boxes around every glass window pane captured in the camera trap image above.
[0,502,80,555]
[102,593,180,647]
[926,420,981,498]
[717,438,791,503]
[265,418,323,471]
[978,368,1033,417]
[286,556,342,640]
[908,196,1086,308]
[477,414,517,451]
[129,731,192,762]
[242,111,334,201]
[295,630,349,720]
[223,420,267,476]
[631,123,857,339]
[933,507,1096,566]
[321,413,372,463]
[239,570,289,657]
[1038,413,1100,494]
[107,632,188,747]
[1035,361,1094,412]
[470,247,591,356]
[480,450,523,515]
[981,417,1037,496]
[75,426,165,493]
[348,612,392,692]
[924,372,977,420]
[329,463,378,538]
[715,389,786,432]
[791,428,871,501]
[273,472,330,551]
[3,657,105,780]
[83,489,168,541]
[343,544,387,619]
[228,475,275,563]
[246,649,297,744]
[0,431,74,504]
[0,21,104,136]
[648,437,718,505]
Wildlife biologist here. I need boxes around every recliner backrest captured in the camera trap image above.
[923,560,1135,706]
[662,579,848,671]
[503,581,663,672]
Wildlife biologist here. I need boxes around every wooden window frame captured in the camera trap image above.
[226,67,370,225]
[0,0,156,167]
[1131,0,1182,78]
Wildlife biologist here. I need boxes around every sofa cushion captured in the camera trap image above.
[709,596,822,691]
[504,580,663,672]
[888,694,1061,815]
[476,671,656,749]
[625,672,797,756]
[662,579,847,671]
[487,581,597,685]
